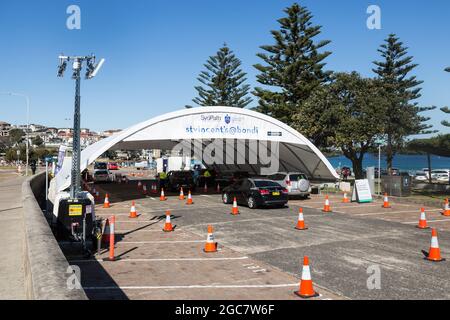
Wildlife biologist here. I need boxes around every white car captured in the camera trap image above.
[93,169,111,183]
[414,171,429,181]
[267,172,311,198]
[436,174,450,183]
[431,169,450,180]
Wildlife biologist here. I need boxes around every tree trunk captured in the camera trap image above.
[351,157,364,180]
[386,135,394,175]
[342,148,366,180]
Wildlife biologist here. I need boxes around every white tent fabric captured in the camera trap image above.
[51,106,339,195]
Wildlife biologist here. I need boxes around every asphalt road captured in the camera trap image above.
[77,180,450,300]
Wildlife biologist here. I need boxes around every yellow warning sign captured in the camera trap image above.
[68,204,82,216]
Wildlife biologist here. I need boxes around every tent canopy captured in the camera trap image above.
[53,107,339,193]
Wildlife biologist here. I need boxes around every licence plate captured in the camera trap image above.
[272,191,280,196]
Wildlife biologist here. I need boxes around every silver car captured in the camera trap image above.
[93,169,111,183]
[267,172,311,198]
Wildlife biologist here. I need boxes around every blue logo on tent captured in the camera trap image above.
[225,114,231,124]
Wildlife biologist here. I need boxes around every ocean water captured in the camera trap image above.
[327,154,450,172]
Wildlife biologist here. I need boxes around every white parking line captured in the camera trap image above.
[356,209,442,217]
[404,218,450,224]
[70,256,249,263]
[182,215,324,228]
[83,283,298,290]
[118,240,204,244]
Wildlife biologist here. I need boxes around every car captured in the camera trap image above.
[135,161,149,170]
[267,172,311,198]
[414,171,429,181]
[431,169,450,180]
[108,162,119,170]
[222,178,288,209]
[437,175,450,183]
[374,167,388,177]
[93,169,111,183]
[167,170,196,191]
[94,162,107,170]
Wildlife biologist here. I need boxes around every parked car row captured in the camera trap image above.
[413,169,450,183]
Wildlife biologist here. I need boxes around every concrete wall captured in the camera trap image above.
[22,173,87,300]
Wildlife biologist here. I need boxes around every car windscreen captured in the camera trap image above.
[254,180,281,188]
[268,174,286,180]
[95,163,107,169]
[289,174,307,181]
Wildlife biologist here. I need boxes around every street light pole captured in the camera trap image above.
[57,54,105,200]
[71,65,82,199]
[0,92,30,176]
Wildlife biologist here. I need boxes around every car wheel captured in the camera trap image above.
[222,193,231,204]
[247,196,257,209]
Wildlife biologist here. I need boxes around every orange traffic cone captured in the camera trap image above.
[426,228,445,262]
[137,181,142,190]
[295,208,308,230]
[204,182,208,193]
[129,201,138,218]
[186,191,193,205]
[179,187,185,200]
[160,188,167,201]
[203,225,217,253]
[342,192,350,203]
[322,195,332,212]
[102,218,110,245]
[294,256,319,298]
[416,208,429,229]
[216,183,220,193]
[163,210,174,232]
[142,184,147,195]
[381,193,391,208]
[104,215,118,261]
[441,198,450,216]
[103,194,110,208]
[231,197,239,215]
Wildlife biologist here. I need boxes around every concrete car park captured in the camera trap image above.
[58,174,450,300]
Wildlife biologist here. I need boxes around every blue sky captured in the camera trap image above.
[0,0,449,135]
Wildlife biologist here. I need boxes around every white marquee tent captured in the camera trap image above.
[50,107,339,197]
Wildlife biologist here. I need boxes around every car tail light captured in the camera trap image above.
[282,188,288,194]
[286,180,291,186]
[259,189,270,195]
